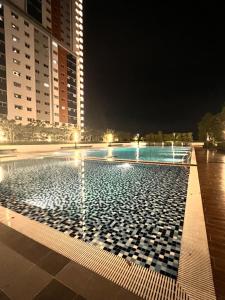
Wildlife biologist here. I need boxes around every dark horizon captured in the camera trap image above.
[83,1,225,135]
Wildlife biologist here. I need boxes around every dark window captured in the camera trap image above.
[27,0,42,23]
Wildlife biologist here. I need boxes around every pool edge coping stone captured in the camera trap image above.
[177,148,216,300]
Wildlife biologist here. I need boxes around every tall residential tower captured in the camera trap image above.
[0,0,84,133]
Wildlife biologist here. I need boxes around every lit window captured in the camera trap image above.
[44,83,49,88]
[14,93,21,98]
[15,116,22,120]
[53,59,57,64]
[12,47,20,53]
[13,70,21,76]
[11,12,18,19]
[12,35,19,42]
[15,105,22,110]
[11,23,19,30]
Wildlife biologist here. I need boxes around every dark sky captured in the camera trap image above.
[83,1,225,135]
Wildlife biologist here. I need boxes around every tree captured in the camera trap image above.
[198,113,214,141]
[116,131,132,142]
[198,108,224,142]
[103,129,115,145]
[0,118,18,143]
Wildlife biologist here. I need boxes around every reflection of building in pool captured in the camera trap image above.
[0,0,84,134]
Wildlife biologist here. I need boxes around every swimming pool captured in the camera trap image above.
[84,146,191,164]
[0,157,189,278]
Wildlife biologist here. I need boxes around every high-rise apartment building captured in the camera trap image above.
[0,0,84,133]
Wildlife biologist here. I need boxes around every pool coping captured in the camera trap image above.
[177,148,216,300]
[0,148,215,300]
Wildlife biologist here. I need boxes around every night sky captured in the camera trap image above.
[83,1,225,135]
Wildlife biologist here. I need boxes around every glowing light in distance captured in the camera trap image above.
[118,163,132,169]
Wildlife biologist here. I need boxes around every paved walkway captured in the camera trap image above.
[195,148,225,300]
[0,223,140,300]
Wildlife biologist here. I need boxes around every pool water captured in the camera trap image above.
[84,146,191,163]
[0,157,189,278]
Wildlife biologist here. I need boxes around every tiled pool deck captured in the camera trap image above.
[195,148,225,300]
[0,147,217,300]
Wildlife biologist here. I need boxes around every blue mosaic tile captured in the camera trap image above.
[0,158,189,279]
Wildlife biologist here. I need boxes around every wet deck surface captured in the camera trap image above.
[195,148,225,300]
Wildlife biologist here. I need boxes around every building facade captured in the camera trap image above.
[0,0,84,133]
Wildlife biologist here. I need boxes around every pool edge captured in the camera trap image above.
[177,148,216,300]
